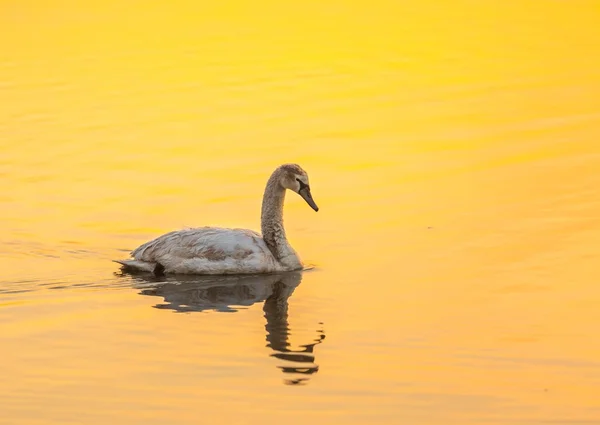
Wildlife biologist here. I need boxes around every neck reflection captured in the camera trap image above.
[129,271,324,385]
[263,279,325,385]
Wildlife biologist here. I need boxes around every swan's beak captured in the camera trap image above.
[299,187,319,212]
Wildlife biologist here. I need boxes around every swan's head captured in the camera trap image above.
[278,163,319,212]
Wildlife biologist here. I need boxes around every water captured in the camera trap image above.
[2,1,600,423]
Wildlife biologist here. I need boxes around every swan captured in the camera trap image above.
[114,163,319,275]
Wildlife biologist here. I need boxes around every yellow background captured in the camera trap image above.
[1,1,600,423]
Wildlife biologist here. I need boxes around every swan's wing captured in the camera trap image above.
[131,227,268,263]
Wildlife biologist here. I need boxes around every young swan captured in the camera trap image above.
[114,164,319,275]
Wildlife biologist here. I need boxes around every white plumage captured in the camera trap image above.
[114,164,319,275]
[117,227,280,274]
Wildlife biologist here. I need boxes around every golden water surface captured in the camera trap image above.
[2,1,600,424]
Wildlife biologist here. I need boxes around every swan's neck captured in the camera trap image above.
[261,173,296,264]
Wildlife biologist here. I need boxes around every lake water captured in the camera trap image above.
[2,1,600,424]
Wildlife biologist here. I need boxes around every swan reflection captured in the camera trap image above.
[129,271,324,385]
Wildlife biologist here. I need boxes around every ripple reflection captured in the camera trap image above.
[127,271,324,385]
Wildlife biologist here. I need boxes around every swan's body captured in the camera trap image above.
[118,227,297,274]
[114,163,318,275]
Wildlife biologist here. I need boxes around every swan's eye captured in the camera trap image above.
[296,178,309,191]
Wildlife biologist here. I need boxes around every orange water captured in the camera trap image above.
[2,1,600,424]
